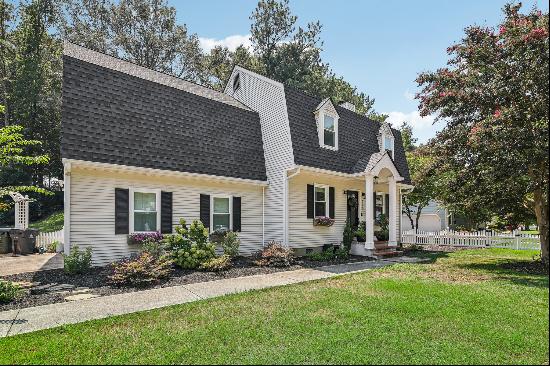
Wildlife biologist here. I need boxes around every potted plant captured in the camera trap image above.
[355,221,366,242]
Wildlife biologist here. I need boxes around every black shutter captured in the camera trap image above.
[307,184,314,218]
[385,194,390,216]
[200,194,210,229]
[329,187,335,219]
[161,191,173,234]
[233,196,241,232]
[115,188,129,234]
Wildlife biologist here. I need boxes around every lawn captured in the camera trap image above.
[29,211,64,232]
[0,249,548,365]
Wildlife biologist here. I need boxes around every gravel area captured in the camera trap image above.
[1,255,369,311]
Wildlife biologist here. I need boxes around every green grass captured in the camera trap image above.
[29,211,64,232]
[0,249,548,365]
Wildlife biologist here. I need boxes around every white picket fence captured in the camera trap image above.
[35,229,64,252]
[401,229,540,250]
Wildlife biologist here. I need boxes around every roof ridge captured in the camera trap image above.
[63,41,251,111]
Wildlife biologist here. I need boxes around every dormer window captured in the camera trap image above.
[315,99,339,150]
[232,73,241,92]
[384,135,394,156]
[323,115,336,147]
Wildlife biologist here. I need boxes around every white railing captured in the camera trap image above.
[36,229,64,252]
[401,229,540,250]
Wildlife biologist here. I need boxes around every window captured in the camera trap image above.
[375,193,385,223]
[232,73,240,92]
[323,115,336,148]
[212,196,232,231]
[314,185,328,217]
[383,135,394,156]
[131,190,160,232]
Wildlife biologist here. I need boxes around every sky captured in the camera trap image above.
[173,0,548,143]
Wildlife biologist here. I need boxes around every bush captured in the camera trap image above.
[163,219,215,269]
[374,230,389,241]
[109,252,173,287]
[199,255,232,272]
[221,231,240,257]
[0,280,21,303]
[209,229,227,245]
[46,240,59,253]
[307,247,349,262]
[141,237,165,258]
[343,221,354,250]
[255,241,294,267]
[63,245,92,275]
[355,221,366,242]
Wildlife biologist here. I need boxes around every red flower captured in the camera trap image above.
[493,109,502,118]
[499,26,506,35]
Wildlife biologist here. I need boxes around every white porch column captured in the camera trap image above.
[365,174,375,249]
[388,176,397,246]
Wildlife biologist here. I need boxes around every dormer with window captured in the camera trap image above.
[378,121,395,158]
[314,99,339,150]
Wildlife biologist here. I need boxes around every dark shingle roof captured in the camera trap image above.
[284,86,411,184]
[62,55,267,182]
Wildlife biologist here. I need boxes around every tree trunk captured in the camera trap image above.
[415,207,424,233]
[533,187,549,267]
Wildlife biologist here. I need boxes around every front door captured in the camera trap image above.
[346,190,359,229]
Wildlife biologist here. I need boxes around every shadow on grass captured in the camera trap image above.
[460,260,549,289]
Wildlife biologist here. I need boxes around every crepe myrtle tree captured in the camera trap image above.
[416,4,549,264]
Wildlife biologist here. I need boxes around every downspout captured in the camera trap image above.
[284,167,301,246]
[262,185,265,247]
[63,161,71,255]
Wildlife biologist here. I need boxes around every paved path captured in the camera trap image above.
[0,257,425,337]
[0,253,63,276]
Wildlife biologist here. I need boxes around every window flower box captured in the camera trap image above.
[127,231,163,245]
[313,216,335,227]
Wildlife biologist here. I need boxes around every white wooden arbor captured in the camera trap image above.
[9,192,32,230]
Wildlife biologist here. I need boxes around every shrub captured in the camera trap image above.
[199,255,232,272]
[0,280,21,303]
[164,219,215,269]
[374,230,389,241]
[141,237,165,258]
[46,240,59,253]
[209,228,227,245]
[63,245,92,275]
[342,221,354,250]
[255,241,294,267]
[355,221,366,242]
[221,231,240,257]
[128,231,163,245]
[109,252,173,287]
[307,247,349,262]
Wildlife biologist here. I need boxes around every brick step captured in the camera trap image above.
[374,249,403,259]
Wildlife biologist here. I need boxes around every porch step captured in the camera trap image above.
[373,249,403,259]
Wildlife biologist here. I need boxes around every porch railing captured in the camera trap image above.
[401,229,540,250]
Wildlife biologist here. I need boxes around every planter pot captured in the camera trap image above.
[313,217,335,227]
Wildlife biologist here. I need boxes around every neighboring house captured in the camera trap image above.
[401,200,449,232]
[62,43,412,265]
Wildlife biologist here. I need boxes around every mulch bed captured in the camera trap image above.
[0,255,369,312]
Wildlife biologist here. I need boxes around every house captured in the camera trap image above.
[401,200,449,232]
[62,42,412,265]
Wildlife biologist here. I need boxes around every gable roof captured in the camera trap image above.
[62,45,267,182]
[283,86,411,184]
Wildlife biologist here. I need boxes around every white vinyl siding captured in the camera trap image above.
[69,166,264,265]
[225,68,295,244]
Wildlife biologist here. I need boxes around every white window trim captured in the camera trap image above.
[129,188,161,233]
[383,134,395,159]
[314,184,330,217]
[318,110,339,150]
[210,195,233,232]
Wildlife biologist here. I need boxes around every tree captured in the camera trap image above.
[0,1,15,127]
[399,121,417,153]
[0,104,49,211]
[416,4,549,264]
[59,0,206,82]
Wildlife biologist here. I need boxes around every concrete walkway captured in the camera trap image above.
[0,257,425,337]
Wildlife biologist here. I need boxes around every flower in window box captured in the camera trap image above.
[313,216,335,227]
[127,231,163,245]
